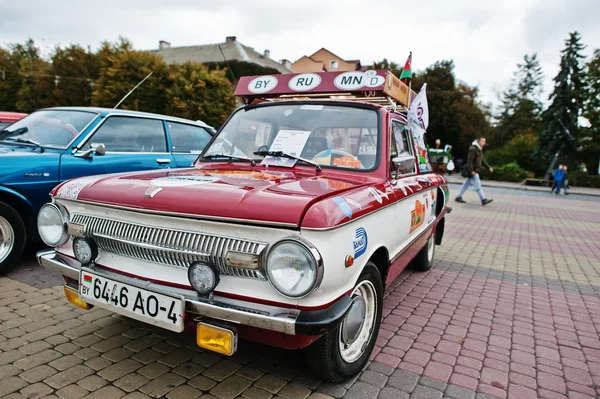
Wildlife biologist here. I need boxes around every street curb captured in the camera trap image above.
[447,181,600,198]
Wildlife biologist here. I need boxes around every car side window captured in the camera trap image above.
[86,117,167,153]
[168,122,212,153]
[390,120,415,174]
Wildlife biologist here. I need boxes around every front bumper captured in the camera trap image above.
[37,249,351,336]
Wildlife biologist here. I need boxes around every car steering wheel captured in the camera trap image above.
[311,149,364,169]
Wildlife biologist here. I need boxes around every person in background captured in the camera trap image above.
[552,165,565,195]
[563,165,569,195]
[447,158,455,175]
[455,137,494,206]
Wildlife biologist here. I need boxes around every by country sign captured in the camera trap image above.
[235,70,416,107]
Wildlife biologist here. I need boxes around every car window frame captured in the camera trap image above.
[166,121,214,154]
[78,115,170,154]
[390,118,417,177]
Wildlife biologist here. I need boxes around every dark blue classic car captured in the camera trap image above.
[0,107,215,270]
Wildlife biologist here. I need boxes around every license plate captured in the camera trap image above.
[78,269,185,332]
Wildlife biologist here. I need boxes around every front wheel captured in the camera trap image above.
[0,201,26,273]
[304,262,383,382]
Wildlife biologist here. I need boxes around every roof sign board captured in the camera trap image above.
[235,69,416,107]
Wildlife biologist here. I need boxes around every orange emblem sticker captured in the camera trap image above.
[410,200,426,233]
[333,156,362,168]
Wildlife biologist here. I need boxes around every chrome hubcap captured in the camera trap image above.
[339,280,377,363]
[0,216,15,263]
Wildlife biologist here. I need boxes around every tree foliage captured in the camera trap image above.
[535,32,587,173]
[581,49,600,175]
[494,54,544,146]
[50,44,100,106]
[166,62,236,127]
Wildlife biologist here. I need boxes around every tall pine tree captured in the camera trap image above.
[495,53,544,146]
[581,49,600,175]
[535,32,586,175]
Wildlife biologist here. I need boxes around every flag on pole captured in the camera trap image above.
[408,83,429,130]
[400,52,412,83]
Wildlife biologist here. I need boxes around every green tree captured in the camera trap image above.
[166,62,236,127]
[206,60,281,84]
[581,49,600,174]
[411,60,492,161]
[535,32,586,175]
[92,38,170,113]
[11,39,54,112]
[372,58,403,78]
[494,53,544,146]
[0,47,22,111]
[50,44,100,106]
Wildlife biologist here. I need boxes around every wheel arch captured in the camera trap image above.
[0,187,35,237]
[368,246,390,285]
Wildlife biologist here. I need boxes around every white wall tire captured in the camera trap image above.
[304,262,383,382]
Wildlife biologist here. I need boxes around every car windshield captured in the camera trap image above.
[201,104,379,170]
[0,110,98,148]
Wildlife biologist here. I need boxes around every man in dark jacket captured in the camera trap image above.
[455,137,494,206]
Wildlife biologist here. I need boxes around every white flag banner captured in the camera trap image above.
[408,83,429,131]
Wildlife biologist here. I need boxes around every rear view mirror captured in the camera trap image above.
[74,143,106,158]
[91,143,106,156]
[392,154,416,174]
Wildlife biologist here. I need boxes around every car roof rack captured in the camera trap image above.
[235,70,417,112]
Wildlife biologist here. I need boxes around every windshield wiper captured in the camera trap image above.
[3,137,44,151]
[202,153,256,166]
[253,150,322,172]
[0,126,28,140]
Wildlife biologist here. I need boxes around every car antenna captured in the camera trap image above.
[113,72,153,109]
[218,45,237,82]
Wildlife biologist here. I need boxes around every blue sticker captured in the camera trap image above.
[354,227,368,259]
[333,197,353,218]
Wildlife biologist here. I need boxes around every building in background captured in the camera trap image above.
[291,48,363,73]
[153,37,292,77]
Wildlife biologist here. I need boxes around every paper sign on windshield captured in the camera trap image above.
[260,130,311,167]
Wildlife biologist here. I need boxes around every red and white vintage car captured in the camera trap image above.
[37,69,449,381]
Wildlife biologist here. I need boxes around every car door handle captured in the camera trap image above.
[156,158,171,165]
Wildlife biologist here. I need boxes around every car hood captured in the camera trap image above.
[53,167,370,226]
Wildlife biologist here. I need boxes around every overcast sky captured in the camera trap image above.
[1,0,598,110]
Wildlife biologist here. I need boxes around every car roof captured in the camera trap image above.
[0,111,27,122]
[39,107,214,129]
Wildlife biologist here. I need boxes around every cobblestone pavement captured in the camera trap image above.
[1,187,600,399]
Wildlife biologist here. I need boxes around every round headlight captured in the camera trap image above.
[188,262,220,295]
[73,237,98,266]
[37,204,69,246]
[266,240,321,298]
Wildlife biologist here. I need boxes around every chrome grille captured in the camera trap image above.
[72,214,267,279]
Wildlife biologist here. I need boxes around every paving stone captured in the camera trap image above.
[19,340,53,355]
[388,369,419,392]
[137,362,170,379]
[172,361,205,378]
[165,385,202,399]
[80,385,125,399]
[344,382,381,399]
[84,356,113,371]
[124,336,164,352]
[188,375,218,391]
[73,348,101,361]
[255,375,288,394]
[49,355,84,371]
[316,383,346,398]
[209,375,252,399]
[114,373,150,393]
[19,364,58,383]
[410,385,444,399]
[277,383,312,399]
[44,365,94,389]
[378,387,410,399]
[98,359,143,381]
[0,376,29,397]
[14,349,62,370]
[131,349,163,364]
[77,375,109,391]
[445,384,476,399]
[91,335,132,353]
[0,364,21,379]
[56,384,89,399]
[103,347,135,362]
[0,349,25,366]
[139,372,186,398]
[202,359,243,382]
[359,370,388,388]
[19,382,54,399]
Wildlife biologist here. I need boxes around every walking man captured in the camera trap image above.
[455,137,494,206]
[552,165,565,195]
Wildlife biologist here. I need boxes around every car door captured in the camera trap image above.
[60,116,175,182]
[166,121,213,167]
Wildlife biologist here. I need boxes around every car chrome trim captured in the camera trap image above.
[65,112,102,150]
[36,250,300,335]
[58,198,299,229]
[71,213,268,280]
